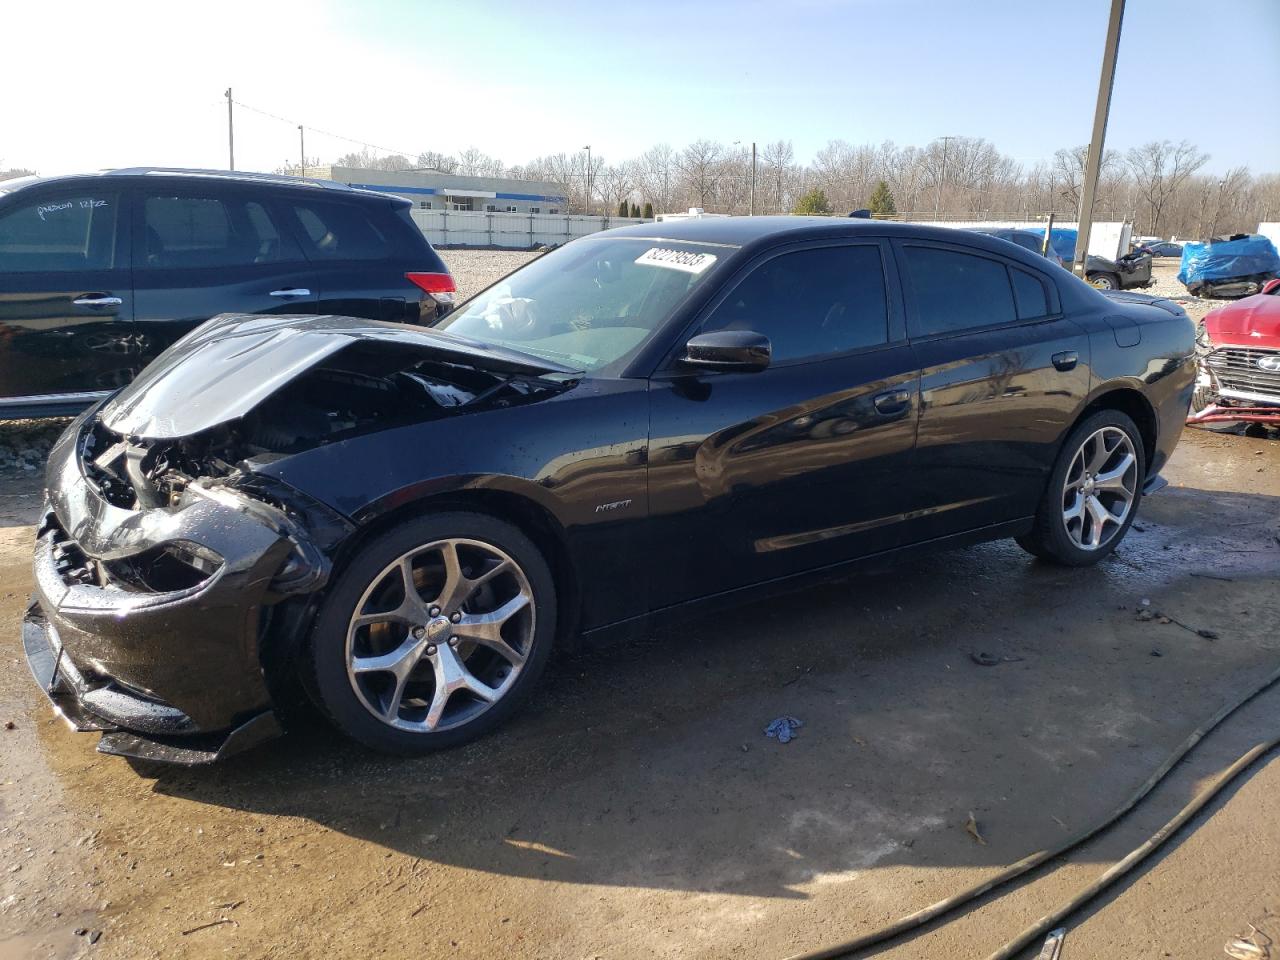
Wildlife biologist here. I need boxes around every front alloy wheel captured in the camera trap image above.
[309,512,556,754]
[347,538,534,732]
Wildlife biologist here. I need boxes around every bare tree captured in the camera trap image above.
[678,139,726,209]
[1126,140,1210,236]
[635,143,678,214]
[596,162,638,216]
[760,140,795,214]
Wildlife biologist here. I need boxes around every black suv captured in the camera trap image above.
[0,168,454,418]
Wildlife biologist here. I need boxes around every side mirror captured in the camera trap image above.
[683,330,771,372]
[1262,278,1280,296]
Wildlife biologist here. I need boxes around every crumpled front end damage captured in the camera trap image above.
[22,314,575,763]
[23,411,351,763]
[1189,296,1280,428]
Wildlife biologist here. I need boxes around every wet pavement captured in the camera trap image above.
[1,428,1277,960]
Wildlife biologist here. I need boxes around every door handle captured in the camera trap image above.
[72,295,123,307]
[269,288,311,298]
[1052,350,1079,372]
[873,388,911,414]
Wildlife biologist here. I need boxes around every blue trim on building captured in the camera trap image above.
[344,182,566,204]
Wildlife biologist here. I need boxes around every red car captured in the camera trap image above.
[1189,277,1280,429]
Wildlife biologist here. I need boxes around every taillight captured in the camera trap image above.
[406,271,456,305]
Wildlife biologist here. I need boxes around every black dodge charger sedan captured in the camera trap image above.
[23,217,1196,763]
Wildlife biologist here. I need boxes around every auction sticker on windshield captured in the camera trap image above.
[635,247,717,274]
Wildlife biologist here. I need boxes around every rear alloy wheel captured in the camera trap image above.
[309,512,555,754]
[1017,410,1145,566]
[1088,272,1119,290]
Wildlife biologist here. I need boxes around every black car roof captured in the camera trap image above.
[602,215,1057,260]
[0,167,406,203]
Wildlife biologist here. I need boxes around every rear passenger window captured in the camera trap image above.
[289,200,390,260]
[699,245,889,363]
[1010,267,1050,320]
[902,246,1017,337]
[141,194,297,269]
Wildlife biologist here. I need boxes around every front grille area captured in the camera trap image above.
[41,514,102,588]
[1205,346,1280,398]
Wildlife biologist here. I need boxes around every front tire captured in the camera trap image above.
[1017,410,1145,566]
[1088,272,1119,290]
[308,511,556,754]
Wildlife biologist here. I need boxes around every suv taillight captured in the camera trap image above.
[406,272,456,306]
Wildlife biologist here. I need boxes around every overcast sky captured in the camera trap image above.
[4,0,1278,177]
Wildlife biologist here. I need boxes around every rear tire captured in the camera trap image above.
[1088,272,1119,290]
[1017,410,1146,566]
[308,511,556,755]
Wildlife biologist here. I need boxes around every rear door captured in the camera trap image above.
[0,184,137,405]
[646,240,920,607]
[894,239,1090,537]
[130,183,318,366]
[275,195,423,323]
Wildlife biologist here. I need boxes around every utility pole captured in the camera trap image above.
[933,136,956,219]
[750,141,757,216]
[298,125,306,178]
[1072,0,1126,278]
[225,88,234,171]
[582,145,592,215]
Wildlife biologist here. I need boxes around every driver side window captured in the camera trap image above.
[699,245,888,363]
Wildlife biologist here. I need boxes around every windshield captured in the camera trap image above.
[434,237,730,374]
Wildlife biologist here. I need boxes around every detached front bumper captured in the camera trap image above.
[21,413,340,764]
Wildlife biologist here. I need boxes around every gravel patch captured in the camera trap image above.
[439,249,541,301]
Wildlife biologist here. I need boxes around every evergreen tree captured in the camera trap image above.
[617,199,630,217]
[630,202,641,218]
[642,201,654,219]
[869,180,897,216]
[792,188,833,216]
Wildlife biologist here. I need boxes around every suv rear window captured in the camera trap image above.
[288,200,391,260]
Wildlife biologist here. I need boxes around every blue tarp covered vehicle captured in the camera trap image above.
[1178,234,1280,297]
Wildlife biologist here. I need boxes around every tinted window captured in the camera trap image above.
[0,193,118,271]
[289,200,390,260]
[903,246,1016,336]
[1010,267,1050,320]
[142,193,296,269]
[700,246,889,362]
[1010,233,1045,254]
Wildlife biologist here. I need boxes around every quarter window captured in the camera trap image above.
[902,246,1017,336]
[699,246,889,363]
[1010,267,1050,320]
[0,193,118,271]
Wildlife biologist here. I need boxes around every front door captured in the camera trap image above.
[0,186,137,405]
[646,240,920,609]
[130,185,318,366]
[894,239,1091,538]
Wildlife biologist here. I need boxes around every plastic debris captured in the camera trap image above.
[1225,924,1272,959]
[1036,927,1066,960]
[964,811,987,845]
[764,716,803,743]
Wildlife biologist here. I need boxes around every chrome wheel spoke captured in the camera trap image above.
[454,593,531,665]
[1087,435,1112,474]
[425,642,499,730]
[1094,453,1134,494]
[351,635,426,722]
[1063,490,1086,524]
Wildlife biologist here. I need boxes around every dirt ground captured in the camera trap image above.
[2,256,1279,960]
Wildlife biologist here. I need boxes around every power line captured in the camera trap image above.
[230,97,430,161]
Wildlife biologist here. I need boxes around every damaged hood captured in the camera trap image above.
[101,314,577,439]
[1204,292,1280,349]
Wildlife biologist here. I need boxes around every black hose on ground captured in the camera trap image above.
[784,662,1280,960]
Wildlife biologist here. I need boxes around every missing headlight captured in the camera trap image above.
[104,541,224,593]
